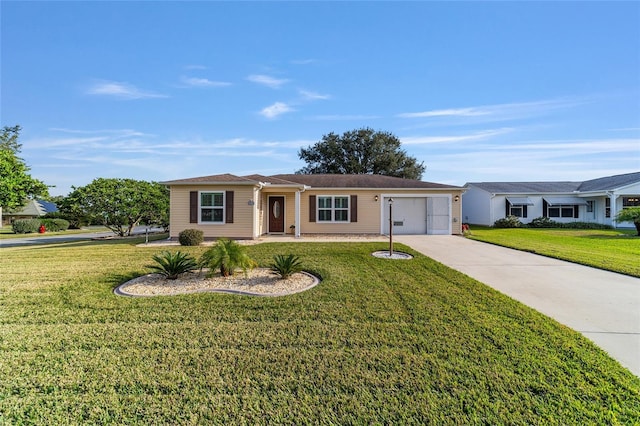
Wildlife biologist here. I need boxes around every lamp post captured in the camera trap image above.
[388,198,394,256]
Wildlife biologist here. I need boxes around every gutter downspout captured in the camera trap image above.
[294,185,309,238]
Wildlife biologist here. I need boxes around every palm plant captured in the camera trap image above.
[270,254,304,279]
[147,251,198,280]
[199,238,257,277]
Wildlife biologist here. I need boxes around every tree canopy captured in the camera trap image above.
[615,207,640,236]
[0,125,49,212]
[59,178,169,237]
[297,128,426,180]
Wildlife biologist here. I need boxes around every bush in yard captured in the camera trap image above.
[11,218,41,234]
[178,229,204,246]
[615,206,640,236]
[561,222,613,230]
[528,217,558,228]
[493,215,522,228]
[199,238,257,277]
[270,254,304,279]
[147,251,198,280]
[40,218,70,232]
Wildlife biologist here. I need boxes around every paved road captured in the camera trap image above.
[0,227,164,248]
[396,235,640,377]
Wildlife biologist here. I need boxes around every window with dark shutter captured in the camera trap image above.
[225,191,234,223]
[309,195,316,222]
[350,195,358,222]
[190,191,198,223]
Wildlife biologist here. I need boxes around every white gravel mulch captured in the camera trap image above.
[115,268,319,297]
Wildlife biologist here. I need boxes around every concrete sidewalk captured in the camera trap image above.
[396,235,640,377]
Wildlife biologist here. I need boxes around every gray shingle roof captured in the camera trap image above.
[163,173,461,189]
[466,171,640,194]
[466,181,582,193]
[271,174,461,189]
[577,172,640,191]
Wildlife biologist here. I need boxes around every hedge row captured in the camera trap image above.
[493,216,613,229]
[11,218,70,234]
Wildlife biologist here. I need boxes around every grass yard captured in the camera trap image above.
[1,239,639,424]
[466,227,640,278]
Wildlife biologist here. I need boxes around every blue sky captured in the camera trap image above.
[2,1,639,196]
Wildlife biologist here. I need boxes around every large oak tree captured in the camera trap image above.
[297,128,426,180]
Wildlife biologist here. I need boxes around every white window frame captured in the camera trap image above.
[509,205,524,217]
[317,195,350,223]
[200,191,225,224]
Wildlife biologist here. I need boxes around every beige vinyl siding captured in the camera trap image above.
[301,189,380,234]
[300,189,465,235]
[169,185,257,239]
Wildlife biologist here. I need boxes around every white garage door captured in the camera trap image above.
[383,197,451,235]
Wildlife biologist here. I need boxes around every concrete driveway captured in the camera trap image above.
[396,235,640,377]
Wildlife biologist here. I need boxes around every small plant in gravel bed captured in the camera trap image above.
[147,250,198,280]
[199,238,257,277]
[270,254,304,279]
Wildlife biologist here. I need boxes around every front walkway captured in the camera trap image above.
[396,235,640,377]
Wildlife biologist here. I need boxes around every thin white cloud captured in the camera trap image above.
[398,97,588,122]
[402,128,514,145]
[247,74,289,89]
[85,80,168,99]
[184,64,207,70]
[260,102,294,119]
[308,114,382,121]
[298,89,330,101]
[291,59,316,65]
[180,76,232,88]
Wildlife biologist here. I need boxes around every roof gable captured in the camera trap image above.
[162,173,259,185]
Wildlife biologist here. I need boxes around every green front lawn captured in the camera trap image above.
[466,227,640,278]
[1,239,638,423]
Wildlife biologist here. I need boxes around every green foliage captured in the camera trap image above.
[147,250,198,280]
[297,127,426,179]
[493,215,522,228]
[178,229,204,246]
[528,216,558,228]
[616,207,640,235]
[527,217,613,230]
[0,126,49,211]
[270,254,304,279]
[199,238,257,277]
[59,178,169,237]
[40,218,70,232]
[1,241,639,423]
[11,218,41,234]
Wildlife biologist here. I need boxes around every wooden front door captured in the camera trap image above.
[268,196,285,233]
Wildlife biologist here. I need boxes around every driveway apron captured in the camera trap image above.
[396,235,640,377]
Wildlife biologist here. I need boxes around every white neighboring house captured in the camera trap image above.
[462,172,640,228]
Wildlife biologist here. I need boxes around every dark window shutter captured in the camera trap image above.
[523,205,528,218]
[225,191,234,223]
[542,200,548,218]
[309,195,316,222]
[350,195,358,222]
[505,200,511,217]
[190,191,198,223]
[574,205,579,218]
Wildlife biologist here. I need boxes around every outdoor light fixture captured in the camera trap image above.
[374,195,379,202]
[454,195,460,202]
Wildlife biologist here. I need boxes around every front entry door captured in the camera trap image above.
[268,196,285,233]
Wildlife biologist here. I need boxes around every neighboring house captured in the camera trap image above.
[1,199,58,227]
[462,172,640,228]
[161,173,465,240]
